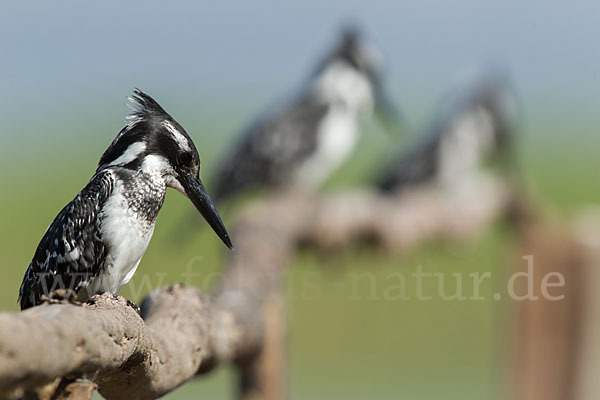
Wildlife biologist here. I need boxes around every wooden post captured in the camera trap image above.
[570,212,600,400]
[511,224,585,400]
[238,294,287,400]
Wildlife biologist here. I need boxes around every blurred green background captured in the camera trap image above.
[1,1,600,399]
[1,115,599,399]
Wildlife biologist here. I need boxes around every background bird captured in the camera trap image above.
[18,90,232,310]
[212,26,401,202]
[376,70,519,194]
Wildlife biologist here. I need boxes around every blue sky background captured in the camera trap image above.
[1,0,598,150]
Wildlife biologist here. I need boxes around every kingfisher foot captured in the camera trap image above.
[125,298,141,314]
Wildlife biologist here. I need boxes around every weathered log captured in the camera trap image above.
[304,174,519,250]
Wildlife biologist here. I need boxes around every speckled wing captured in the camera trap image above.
[18,170,115,309]
[213,94,330,201]
[377,131,441,194]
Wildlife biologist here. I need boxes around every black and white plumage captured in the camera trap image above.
[377,72,518,194]
[213,27,399,202]
[19,90,232,310]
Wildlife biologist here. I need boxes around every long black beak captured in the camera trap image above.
[373,78,404,135]
[179,174,233,249]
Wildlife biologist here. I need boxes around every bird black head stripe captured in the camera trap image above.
[98,89,198,171]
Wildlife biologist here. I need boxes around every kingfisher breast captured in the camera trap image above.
[96,172,166,293]
[295,106,359,186]
[437,107,497,186]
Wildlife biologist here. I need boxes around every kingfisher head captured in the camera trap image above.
[469,72,519,139]
[98,89,232,249]
[312,25,401,126]
[443,68,519,142]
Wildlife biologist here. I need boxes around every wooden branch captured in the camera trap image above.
[52,381,97,400]
[302,174,519,250]
[0,289,218,400]
[0,174,517,399]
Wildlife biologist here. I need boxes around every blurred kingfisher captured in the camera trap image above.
[212,26,401,202]
[377,70,518,194]
[19,90,232,310]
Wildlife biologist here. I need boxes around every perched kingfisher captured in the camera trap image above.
[377,70,518,194]
[212,26,400,202]
[18,90,232,310]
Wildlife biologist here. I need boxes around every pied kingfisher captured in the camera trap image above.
[212,26,400,202]
[18,90,232,310]
[377,70,518,194]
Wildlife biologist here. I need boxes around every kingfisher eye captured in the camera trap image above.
[177,151,193,167]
